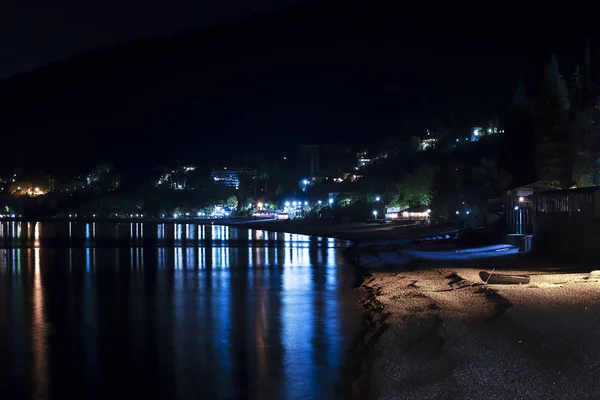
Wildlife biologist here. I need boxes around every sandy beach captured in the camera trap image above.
[361,264,600,399]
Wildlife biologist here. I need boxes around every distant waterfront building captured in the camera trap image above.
[211,167,257,190]
[385,205,430,221]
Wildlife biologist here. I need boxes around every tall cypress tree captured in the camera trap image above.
[534,54,570,188]
[568,65,594,186]
[569,65,582,110]
[582,39,593,104]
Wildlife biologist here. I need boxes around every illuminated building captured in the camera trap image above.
[385,205,430,221]
[419,129,439,151]
[470,126,484,142]
[471,117,504,142]
[10,183,48,197]
[211,167,257,190]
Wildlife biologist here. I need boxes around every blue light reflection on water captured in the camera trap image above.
[0,222,360,400]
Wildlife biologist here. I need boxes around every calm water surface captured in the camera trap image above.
[0,221,361,400]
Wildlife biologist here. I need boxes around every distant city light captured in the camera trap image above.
[292,201,297,206]
[304,201,308,206]
[373,210,378,217]
[329,198,334,204]
[318,200,322,204]
[514,205,519,210]
[519,196,524,202]
[303,179,309,185]
[375,196,380,202]
[285,201,290,207]
[456,211,459,215]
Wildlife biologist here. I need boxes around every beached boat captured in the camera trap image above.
[479,271,530,285]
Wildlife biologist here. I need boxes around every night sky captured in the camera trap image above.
[0,0,302,78]
[0,0,595,178]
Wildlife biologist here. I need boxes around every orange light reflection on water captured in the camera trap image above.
[31,248,49,399]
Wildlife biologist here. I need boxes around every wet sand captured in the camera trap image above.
[362,265,600,399]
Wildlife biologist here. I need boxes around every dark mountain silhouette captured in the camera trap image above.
[0,0,581,179]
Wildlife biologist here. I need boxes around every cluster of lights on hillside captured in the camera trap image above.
[12,186,47,197]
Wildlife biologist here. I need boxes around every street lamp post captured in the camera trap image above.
[302,179,309,191]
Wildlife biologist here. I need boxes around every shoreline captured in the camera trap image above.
[225,219,465,399]
[221,219,458,244]
[339,270,389,400]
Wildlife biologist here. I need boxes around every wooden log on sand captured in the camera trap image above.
[479,271,530,285]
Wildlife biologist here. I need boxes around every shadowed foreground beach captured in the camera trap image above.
[362,266,600,399]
